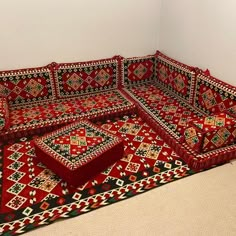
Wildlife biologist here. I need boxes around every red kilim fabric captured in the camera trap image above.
[183,113,236,153]
[0,97,9,131]
[0,66,55,106]
[54,57,119,99]
[156,52,196,104]
[0,114,193,235]
[34,120,124,187]
[121,55,155,87]
[193,73,236,114]
[4,90,135,135]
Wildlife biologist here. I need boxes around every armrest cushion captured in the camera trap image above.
[183,113,236,153]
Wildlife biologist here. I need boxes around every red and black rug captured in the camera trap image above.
[0,114,195,235]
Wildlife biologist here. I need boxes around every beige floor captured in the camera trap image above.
[25,161,236,236]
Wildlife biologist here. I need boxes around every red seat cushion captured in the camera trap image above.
[183,113,236,153]
[34,120,124,187]
[7,90,135,134]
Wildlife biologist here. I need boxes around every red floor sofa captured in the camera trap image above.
[0,51,236,171]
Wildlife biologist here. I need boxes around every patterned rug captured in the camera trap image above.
[0,114,195,235]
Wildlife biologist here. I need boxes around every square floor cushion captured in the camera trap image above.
[183,113,236,153]
[34,120,124,187]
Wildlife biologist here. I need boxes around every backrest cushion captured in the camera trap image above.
[54,57,119,99]
[0,66,55,106]
[121,55,155,87]
[0,97,9,131]
[156,52,196,104]
[193,72,236,114]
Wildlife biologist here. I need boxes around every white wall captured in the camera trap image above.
[159,0,236,86]
[0,0,161,70]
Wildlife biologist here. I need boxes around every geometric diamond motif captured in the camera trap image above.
[8,152,24,161]
[202,89,217,109]
[125,162,140,173]
[94,69,110,86]
[7,182,26,195]
[66,73,83,90]
[6,195,27,210]
[7,161,24,171]
[7,171,25,182]
[134,64,147,79]
[24,79,43,97]
[7,144,24,152]
[22,207,33,216]
[174,74,185,92]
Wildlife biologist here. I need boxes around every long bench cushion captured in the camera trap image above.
[0,66,55,106]
[6,90,135,135]
[156,52,196,104]
[54,57,120,99]
[193,72,236,114]
[124,84,204,141]
[121,55,155,87]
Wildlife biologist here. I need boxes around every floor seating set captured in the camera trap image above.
[0,51,236,186]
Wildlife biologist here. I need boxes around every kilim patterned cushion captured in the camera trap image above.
[183,113,236,153]
[0,97,9,131]
[121,55,155,87]
[156,52,196,104]
[0,66,55,106]
[53,57,119,99]
[193,72,236,114]
[34,120,124,187]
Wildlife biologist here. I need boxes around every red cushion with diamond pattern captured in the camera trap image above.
[0,97,9,131]
[0,66,55,106]
[156,52,195,104]
[54,57,119,99]
[193,72,236,114]
[122,55,155,87]
[183,113,236,153]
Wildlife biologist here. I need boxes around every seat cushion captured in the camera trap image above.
[0,97,9,131]
[7,90,135,134]
[124,84,204,140]
[183,113,236,153]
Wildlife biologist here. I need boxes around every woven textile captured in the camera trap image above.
[0,66,55,106]
[34,120,124,187]
[121,55,155,87]
[0,114,193,235]
[183,113,236,153]
[54,57,119,99]
[156,52,195,104]
[4,90,135,135]
[0,97,9,131]
[125,84,204,140]
[193,73,236,114]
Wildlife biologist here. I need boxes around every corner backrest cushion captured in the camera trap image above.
[0,66,55,106]
[121,55,155,87]
[0,97,9,131]
[54,57,119,99]
[156,52,196,104]
[193,73,236,114]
